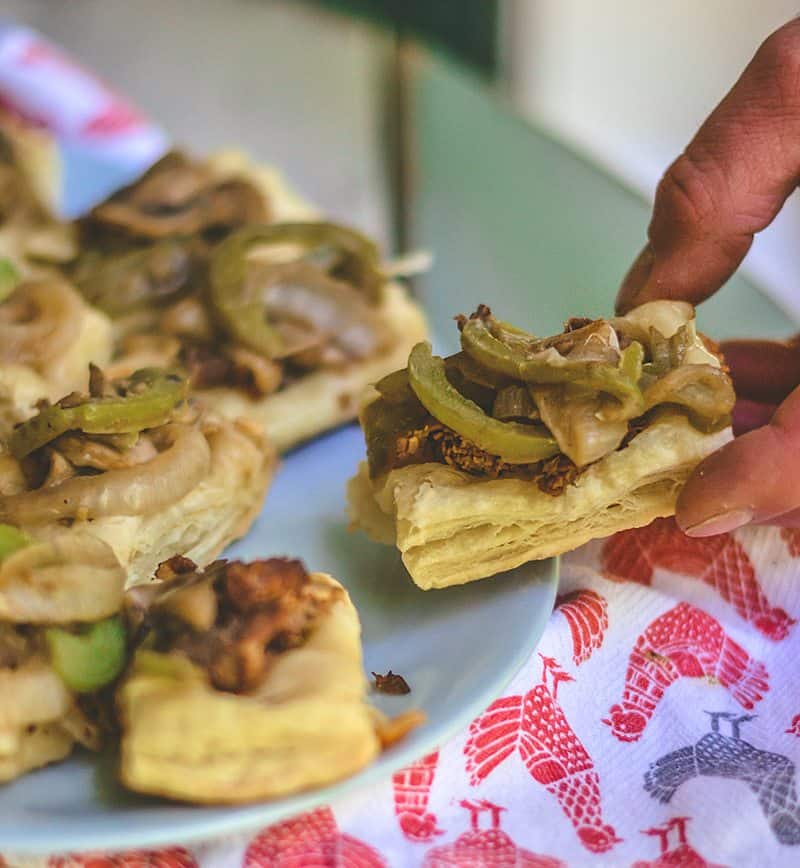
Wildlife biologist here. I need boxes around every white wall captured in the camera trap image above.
[510,0,800,318]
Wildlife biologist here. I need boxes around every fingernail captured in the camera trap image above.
[616,244,654,314]
[683,508,753,537]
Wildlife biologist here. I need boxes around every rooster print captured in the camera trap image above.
[465,655,620,854]
[392,751,443,842]
[243,806,386,867]
[631,817,726,868]
[605,602,769,743]
[554,589,609,665]
[602,518,794,640]
[47,850,197,868]
[786,714,800,738]
[423,799,563,867]
[645,712,800,846]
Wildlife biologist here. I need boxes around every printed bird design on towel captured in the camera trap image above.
[555,589,609,665]
[465,655,620,853]
[243,806,387,867]
[602,518,794,640]
[631,816,726,868]
[392,751,443,842]
[604,603,769,742]
[644,712,800,846]
[422,799,564,867]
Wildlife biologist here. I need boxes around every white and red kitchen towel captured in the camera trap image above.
[2,22,800,868]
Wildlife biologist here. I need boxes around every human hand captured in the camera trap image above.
[615,18,800,536]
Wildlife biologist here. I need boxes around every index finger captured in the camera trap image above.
[616,18,800,313]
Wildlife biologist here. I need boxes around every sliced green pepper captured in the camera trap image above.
[408,342,558,464]
[10,368,187,459]
[209,222,386,357]
[374,368,414,404]
[72,240,194,316]
[460,316,644,413]
[45,615,127,693]
[0,523,32,560]
[0,259,20,302]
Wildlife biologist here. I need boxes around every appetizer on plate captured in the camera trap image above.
[0,524,127,782]
[0,367,275,586]
[348,301,735,589]
[68,149,427,452]
[118,556,387,803]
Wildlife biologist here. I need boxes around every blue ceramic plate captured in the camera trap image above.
[0,425,557,854]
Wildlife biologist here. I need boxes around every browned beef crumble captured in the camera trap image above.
[138,556,341,694]
[179,341,281,399]
[387,419,582,495]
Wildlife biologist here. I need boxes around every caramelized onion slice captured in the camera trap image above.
[0,532,125,623]
[612,300,695,342]
[643,363,735,431]
[0,278,83,367]
[1,423,211,525]
[263,262,389,361]
[531,384,628,467]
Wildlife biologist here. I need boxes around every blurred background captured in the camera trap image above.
[1,0,795,337]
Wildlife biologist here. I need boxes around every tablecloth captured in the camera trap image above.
[5,519,799,867]
[2,22,799,868]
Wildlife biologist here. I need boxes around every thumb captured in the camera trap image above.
[676,385,800,536]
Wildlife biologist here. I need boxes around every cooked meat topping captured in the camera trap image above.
[179,341,282,398]
[387,411,649,496]
[390,420,582,495]
[564,316,595,332]
[138,557,341,693]
[372,670,411,695]
[81,151,269,244]
[154,554,198,581]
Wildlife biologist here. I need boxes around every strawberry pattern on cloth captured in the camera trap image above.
[5,519,800,867]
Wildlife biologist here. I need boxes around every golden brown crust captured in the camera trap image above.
[118,573,380,804]
[349,414,732,589]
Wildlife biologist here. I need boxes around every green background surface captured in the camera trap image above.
[405,50,793,353]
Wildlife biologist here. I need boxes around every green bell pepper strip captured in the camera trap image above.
[45,615,127,693]
[460,316,644,414]
[72,240,193,317]
[10,368,187,459]
[0,524,32,560]
[208,222,386,358]
[0,259,20,303]
[374,368,413,404]
[407,342,559,464]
